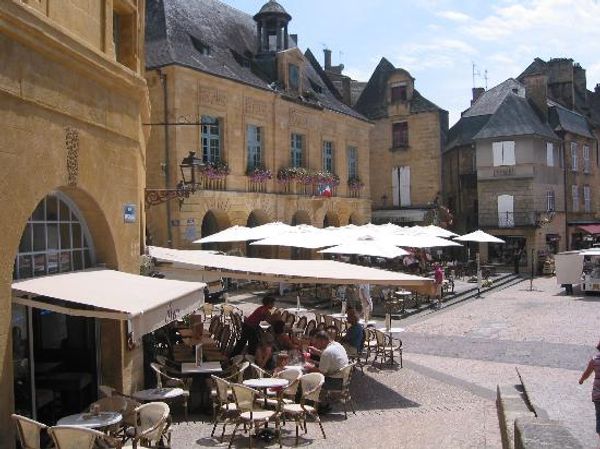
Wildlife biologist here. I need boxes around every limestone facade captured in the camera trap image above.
[145,64,372,249]
[0,0,148,445]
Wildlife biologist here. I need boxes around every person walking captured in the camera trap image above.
[578,339,600,447]
[434,264,444,309]
[513,246,523,274]
[230,296,276,357]
[358,283,373,322]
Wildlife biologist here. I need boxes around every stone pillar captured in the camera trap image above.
[284,24,288,49]
[276,21,282,50]
[262,20,268,51]
[257,22,262,52]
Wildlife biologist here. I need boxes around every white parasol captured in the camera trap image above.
[318,236,410,259]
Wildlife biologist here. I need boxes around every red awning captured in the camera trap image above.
[577,224,600,235]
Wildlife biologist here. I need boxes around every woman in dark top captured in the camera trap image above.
[579,339,600,445]
[231,296,275,356]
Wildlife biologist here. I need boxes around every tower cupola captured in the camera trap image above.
[253,1,292,55]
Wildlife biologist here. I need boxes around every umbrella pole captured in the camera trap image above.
[476,252,482,297]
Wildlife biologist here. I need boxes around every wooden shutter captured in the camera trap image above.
[546,142,554,167]
[492,142,503,167]
[399,166,411,207]
[503,141,516,165]
[391,167,399,207]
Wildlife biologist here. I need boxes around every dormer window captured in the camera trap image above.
[190,35,210,56]
[289,64,300,92]
[391,83,407,103]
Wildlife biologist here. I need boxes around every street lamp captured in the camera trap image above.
[145,152,204,208]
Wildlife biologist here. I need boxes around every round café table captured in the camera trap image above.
[57,412,122,429]
[242,378,289,441]
[133,387,185,402]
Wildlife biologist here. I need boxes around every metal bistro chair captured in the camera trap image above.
[373,329,400,367]
[282,372,326,446]
[150,362,190,420]
[324,363,356,419]
[228,384,282,449]
[123,402,172,449]
[211,375,239,442]
[12,414,48,449]
[264,367,302,410]
[48,426,122,449]
[304,319,316,337]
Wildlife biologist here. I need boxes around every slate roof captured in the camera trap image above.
[145,0,366,121]
[473,94,557,140]
[463,79,525,118]
[549,101,594,138]
[445,115,490,151]
[354,57,445,120]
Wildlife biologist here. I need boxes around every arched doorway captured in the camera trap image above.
[200,209,231,251]
[12,192,98,421]
[323,211,340,228]
[291,211,312,259]
[246,210,270,258]
[349,212,365,225]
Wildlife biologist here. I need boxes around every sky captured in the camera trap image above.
[224,0,600,125]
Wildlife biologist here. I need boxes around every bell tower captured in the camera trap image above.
[253,0,292,56]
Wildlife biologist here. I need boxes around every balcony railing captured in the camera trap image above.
[199,176,227,191]
[247,180,268,193]
[278,182,338,197]
[479,211,538,228]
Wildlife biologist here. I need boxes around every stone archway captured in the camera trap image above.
[291,210,312,226]
[246,210,271,258]
[349,212,365,225]
[200,209,231,251]
[323,211,341,228]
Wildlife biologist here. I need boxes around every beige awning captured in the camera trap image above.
[12,269,206,339]
[149,246,434,293]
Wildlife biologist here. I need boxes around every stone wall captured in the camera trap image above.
[0,2,147,446]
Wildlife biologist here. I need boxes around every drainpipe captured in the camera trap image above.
[159,69,173,248]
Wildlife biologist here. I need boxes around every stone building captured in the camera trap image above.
[0,0,148,445]
[354,58,448,225]
[144,0,372,251]
[518,58,600,249]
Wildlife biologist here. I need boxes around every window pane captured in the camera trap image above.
[47,252,59,274]
[60,252,71,272]
[84,250,91,269]
[59,199,70,222]
[18,255,32,279]
[60,223,71,250]
[72,222,82,249]
[33,254,46,276]
[19,224,32,253]
[32,224,46,252]
[73,251,83,271]
[32,199,45,221]
[46,196,58,221]
[47,224,59,250]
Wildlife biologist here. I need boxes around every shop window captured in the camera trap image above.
[392,122,409,148]
[492,141,515,166]
[497,194,514,228]
[322,141,334,172]
[291,133,303,167]
[112,1,137,71]
[201,116,221,163]
[246,125,262,170]
[390,83,407,103]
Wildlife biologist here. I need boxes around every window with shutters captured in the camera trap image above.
[584,185,591,212]
[290,134,304,168]
[246,125,262,170]
[322,141,334,173]
[497,194,514,228]
[392,122,409,148]
[546,142,554,167]
[546,190,555,212]
[492,141,516,166]
[347,146,358,179]
[201,116,221,163]
[583,145,590,174]
[571,142,579,171]
[390,83,407,103]
[572,185,579,212]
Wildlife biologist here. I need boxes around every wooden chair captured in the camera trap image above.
[324,364,356,419]
[228,384,282,449]
[48,426,121,449]
[12,414,47,449]
[282,373,326,446]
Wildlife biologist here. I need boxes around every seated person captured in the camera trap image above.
[325,325,340,342]
[254,333,275,371]
[341,308,364,354]
[273,351,290,376]
[273,320,300,351]
[306,331,348,383]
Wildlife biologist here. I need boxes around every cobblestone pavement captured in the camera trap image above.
[172,278,599,448]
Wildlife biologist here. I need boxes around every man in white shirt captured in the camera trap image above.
[307,331,348,377]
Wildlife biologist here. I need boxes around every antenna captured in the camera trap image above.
[472,62,488,89]
[484,69,489,90]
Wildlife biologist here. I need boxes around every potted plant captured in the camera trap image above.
[199,161,230,180]
[347,176,364,191]
[246,166,273,183]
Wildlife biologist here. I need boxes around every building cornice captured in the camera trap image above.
[0,1,147,99]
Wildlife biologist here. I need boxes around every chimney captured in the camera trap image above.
[596,83,600,94]
[290,34,298,47]
[324,49,332,70]
[471,87,485,105]
[523,74,548,122]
